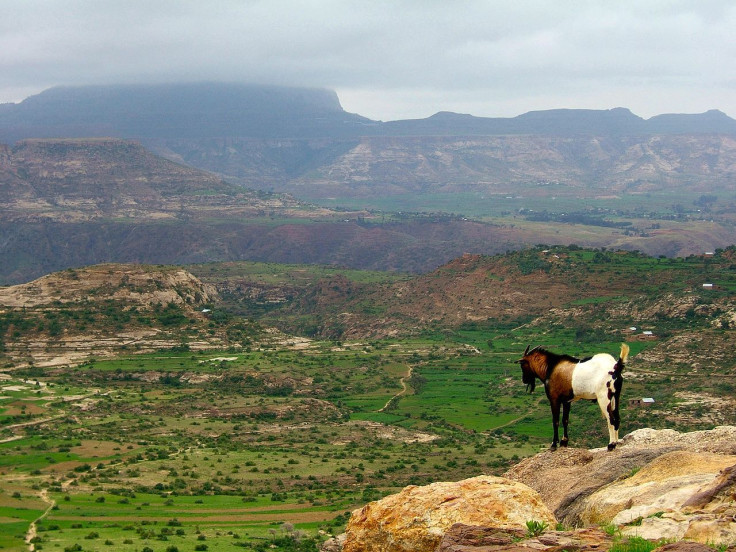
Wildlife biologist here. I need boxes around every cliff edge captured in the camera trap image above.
[328,427,736,551]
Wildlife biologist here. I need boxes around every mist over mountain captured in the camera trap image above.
[0,82,374,142]
[1,83,735,144]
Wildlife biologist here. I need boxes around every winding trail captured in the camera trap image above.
[378,365,413,412]
[26,490,55,551]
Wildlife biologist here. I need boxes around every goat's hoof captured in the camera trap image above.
[550,444,558,451]
[560,439,568,447]
[607,443,617,451]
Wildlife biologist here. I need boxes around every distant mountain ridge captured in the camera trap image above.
[0,83,734,143]
[2,83,735,200]
[0,82,374,142]
[2,84,736,284]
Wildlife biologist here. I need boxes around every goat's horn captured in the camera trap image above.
[523,344,531,356]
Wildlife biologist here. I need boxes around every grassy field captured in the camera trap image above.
[2,326,714,551]
[312,190,736,221]
[0,338,555,551]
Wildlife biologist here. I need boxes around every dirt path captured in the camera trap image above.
[488,395,546,432]
[26,490,55,551]
[378,365,412,412]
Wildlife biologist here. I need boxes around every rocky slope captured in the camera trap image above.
[0,263,270,367]
[0,138,319,223]
[331,427,736,552]
[272,133,736,200]
[275,248,736,341]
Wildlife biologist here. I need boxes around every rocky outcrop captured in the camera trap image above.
[0,263,270,367]
[342,476,555,552]
[505,427,736,544]
[0,264,218,308]
[581,451,736,525]
[323,426,736,552]
[329,428,736,552]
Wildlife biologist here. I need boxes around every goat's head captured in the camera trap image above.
[516,345,539,393]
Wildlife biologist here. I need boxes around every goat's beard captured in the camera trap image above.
[524,379,536,393]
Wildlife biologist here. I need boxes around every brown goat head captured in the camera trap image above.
[518,345,541,393]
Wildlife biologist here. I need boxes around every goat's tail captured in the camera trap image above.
[615,343,630,372]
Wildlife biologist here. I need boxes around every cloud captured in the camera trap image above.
[1,1,735,120]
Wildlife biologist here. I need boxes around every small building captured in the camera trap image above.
[702,283,714,289]
[629,397,655,408]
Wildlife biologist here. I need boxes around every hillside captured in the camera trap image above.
[245,247,736,340]
[0,138,317,223]
[10,138,719,285]
[276,133,736,200]
[2,84,736,203]
[0,263,272,367]
[3,84,736,284]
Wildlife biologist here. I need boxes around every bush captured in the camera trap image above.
[525,520,548,537]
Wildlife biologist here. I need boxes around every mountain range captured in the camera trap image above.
[3,83,736,199]
[2,83,736,283]
[2,83,735,142]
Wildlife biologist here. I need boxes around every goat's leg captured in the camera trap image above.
[560,401,571,447]
[596,393,617,451]
[550,400,561,450]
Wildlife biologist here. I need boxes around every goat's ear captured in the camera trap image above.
[523,344,530,356]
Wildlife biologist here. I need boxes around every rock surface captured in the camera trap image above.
[342,475,555,552]
[435,525,612,552]
[505,427,736,544]
[328,427,736,552]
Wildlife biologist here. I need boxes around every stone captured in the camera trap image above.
[434,525,612,552]
[653,542,716,552]
[320,533,346,552]
[342,475,556,552]
[582,451,736,526]
[505,427,736,531]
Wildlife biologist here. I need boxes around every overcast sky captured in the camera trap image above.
[2,1,735,121]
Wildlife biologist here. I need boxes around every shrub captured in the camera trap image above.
[525,519,549,537]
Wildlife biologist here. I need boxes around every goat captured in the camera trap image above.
[518,343,629,451]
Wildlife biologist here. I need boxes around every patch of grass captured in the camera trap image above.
[526,519,549,537]
[610,536,661,552]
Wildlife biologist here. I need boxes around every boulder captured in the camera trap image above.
[505,427,736,527]
[435,525,611,552]
[581,451,736,525]
[504,445,669,524]
[505,427,736,545]
[342,475,556,552]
